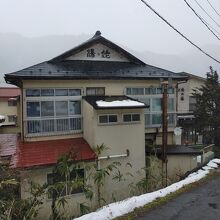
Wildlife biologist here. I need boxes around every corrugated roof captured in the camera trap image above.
[0,88,20,98]
[0,134,97,168]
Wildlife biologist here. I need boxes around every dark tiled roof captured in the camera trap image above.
[4,31,188,86]
[84,95,148,109]
[5,60,187,86]
[0,134,97,168]
[147,145,202,155]
[166,146,202,155]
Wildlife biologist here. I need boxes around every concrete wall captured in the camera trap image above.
[92,108,146,201]
[22,79,179,144]
[0,98,20,134]
[82,100,95,147]
[177,75,205,113]
[20,163,97,219]
[167,154,197,180]
[0,98,18,125]
[22,79,176,96]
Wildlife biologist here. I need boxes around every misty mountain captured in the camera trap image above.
[0,33,220,86]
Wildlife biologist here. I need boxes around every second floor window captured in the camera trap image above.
[123,114,140,122]
[27,100,81,118]
[25,88,82,136]
[86,87,105,96]
[99,114,118,124]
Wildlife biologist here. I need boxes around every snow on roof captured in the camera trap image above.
[96,99,145,108]
[74,158,220,220]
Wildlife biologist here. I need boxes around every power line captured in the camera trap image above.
[206,0,220,19]
[184,0,220,40]
[193,0,220,29]
[139,0,220,64]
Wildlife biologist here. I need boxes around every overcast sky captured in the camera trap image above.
[1,0,220,59]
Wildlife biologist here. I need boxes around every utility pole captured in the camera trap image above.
[162,81,168,187]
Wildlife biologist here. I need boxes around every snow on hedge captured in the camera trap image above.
[96,100,145,108]
[75,158,220,220]
[0,115,5,120]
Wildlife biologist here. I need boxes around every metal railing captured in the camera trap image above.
[25,116,82,137]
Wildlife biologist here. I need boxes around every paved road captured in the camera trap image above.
[136,173,220,220]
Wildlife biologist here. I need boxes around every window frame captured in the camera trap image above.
[122,113,141,123]
[126,87,176,128]
[86,87,105,96]
[47,168,85,198]
[8,115,16,123]
[25,88,82,136]
[8,99,17,106]
[98,114,118,125]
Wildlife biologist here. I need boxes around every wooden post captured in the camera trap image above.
[162,81,168,187]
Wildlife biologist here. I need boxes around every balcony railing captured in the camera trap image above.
[25,116,82,137]
[144,113,176,128]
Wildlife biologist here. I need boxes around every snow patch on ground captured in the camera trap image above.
[75,159,220,220]
[96,100,145,108]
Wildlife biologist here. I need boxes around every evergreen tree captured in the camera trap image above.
[193,66,220,145]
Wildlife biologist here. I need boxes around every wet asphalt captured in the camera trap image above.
[136,171,220,220]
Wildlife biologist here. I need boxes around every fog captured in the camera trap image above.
[1,0,220,84]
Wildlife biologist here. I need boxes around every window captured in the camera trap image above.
[69,89,81,96]
[126,88,144,95]
[55,89,68,96]
[41,101,54,117]
[55,101,68,116]
[26,89,40,97]
[8,99,17,106]
[123,114,140,122]
[168,98,174,111]
[8,115,16,123]
[86,87,105,96]
[25,88,82,136]
[127,87,174,95]
[69,101,81,115]
[26,88,82,97]
[168,87,175,94]
[99,114,118,124]
[47,169,84,197]
[41,89,54,96]
[152,114,161,125]
[27,102,40,117]
[189,96,197,111]
[152,98,162,111]
[145,87,157,94]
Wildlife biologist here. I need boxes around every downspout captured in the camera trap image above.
[96,149,130,170]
